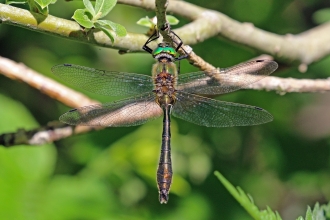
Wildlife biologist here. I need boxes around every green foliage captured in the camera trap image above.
[296,203,330,220]
[137,15,179,28]
[33,0,52,9]
[214,171,282,220]
[6,0,53,15]
[72,0,127,43]
[215,171,330,220]
[313,8,330,24]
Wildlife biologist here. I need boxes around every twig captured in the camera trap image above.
[153,0,215,71]
[155,0,169,37]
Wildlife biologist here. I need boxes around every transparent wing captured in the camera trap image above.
[60,92,163,127]
[177,60,278,95]
[52,64,154,96]
[172,91,273,127]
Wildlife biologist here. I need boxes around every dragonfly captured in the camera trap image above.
[52,31,278,204]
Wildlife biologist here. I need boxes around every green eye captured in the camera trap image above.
[153,46,176,57]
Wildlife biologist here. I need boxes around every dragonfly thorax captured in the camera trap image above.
[153,43,177,62]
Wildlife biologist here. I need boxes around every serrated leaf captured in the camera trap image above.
[305,206,313,220]
[34,0,53,9]
[96,20,127,37]
[214,171,282,220]
[72,9,94,28]
[166,15,179,25]
[136,17,154,28]
[94,0,116,19]
[83,0,95,16]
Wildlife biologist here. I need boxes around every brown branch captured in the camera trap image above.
[119,0,330,66]
[0,57,97,107]
[1,55,330,147]
[245,77,330,93]
[0,121,94,147]
[0,56,102,147]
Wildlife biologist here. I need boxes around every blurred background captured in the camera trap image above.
[1,0,330,219]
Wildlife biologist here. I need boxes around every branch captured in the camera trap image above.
[0,121,95,147]
[245,76,330,93]
[0,57,97,107]
[1,55,330,147]
[0,56,102,147]
[0,3,147,52]
[119,0,330,66]
[1,2,330,68]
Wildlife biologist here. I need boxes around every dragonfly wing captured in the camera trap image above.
[60,92,163,127]
[52,64,154,96]
[172,92,273,127]
[177,60,278,95]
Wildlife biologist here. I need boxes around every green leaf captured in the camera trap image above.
[72,9,94,29]
[94,0,116,19]
[214,171,282,220]
[34,0,53,9]
[27,0,48,15]
[166,15,179,25]
[95,23,114,43]
[313,8,330,24]
[96,20,127,37]
[136,17,154,28]
[83,0,95,16]
[296,203,330,220]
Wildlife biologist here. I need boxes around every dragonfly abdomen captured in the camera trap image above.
[157,104,173,204]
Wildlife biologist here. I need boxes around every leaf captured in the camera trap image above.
[296,202,330,220]
[27,0,48,15]
[96,20,127,37]
[83,0,95,16]
[95,23,114,43]
[136,17,154,28]
[166,15,179,25]
[72,9,94,29]
[214,171,282,220]
[313,8,330,24]
[34,0,53,9]
[94,0,117,19]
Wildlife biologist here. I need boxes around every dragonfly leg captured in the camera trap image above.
[170,30,190,61]
[143,28,160,54]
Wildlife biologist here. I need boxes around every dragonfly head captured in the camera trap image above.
[152,43,177,62]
